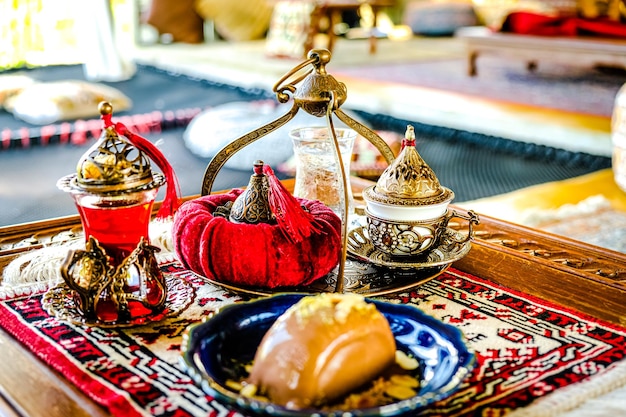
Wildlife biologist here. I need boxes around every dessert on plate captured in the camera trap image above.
[243,293,401,409]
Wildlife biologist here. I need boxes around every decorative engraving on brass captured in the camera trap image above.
[365,125,452,206]
[229,161,275,225]
[201,49,396,196]
[199,48,398,294]
[58,103,165,196]
[59,236,166,323]
[60,236,112,319]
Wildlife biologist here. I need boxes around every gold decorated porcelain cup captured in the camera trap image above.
[361,124,480,257]
[363,186,454,257]
[364,209,448,256]
[363,206,479,257]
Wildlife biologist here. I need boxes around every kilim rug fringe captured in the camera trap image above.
[0,107,203,150]
[508,359,626,417]
[0,242,77,289]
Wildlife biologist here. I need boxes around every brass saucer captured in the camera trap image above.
[193,256,450,298]
[347,226,472,270]
[42,274,195,328]
[184,220,468,298]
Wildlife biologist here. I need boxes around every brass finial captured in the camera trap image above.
[98,101,113,116]
[57,102,164,195]
[309,48,331,74]
[229,161,275,224]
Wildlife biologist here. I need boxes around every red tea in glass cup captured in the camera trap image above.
[66,187,166,323]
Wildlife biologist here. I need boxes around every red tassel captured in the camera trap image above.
[263,164,320,243]
[102,113,181,220]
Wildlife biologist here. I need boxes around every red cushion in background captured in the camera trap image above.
[501,11,626,38]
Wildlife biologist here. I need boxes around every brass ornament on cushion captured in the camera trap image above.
[229,161,276,225]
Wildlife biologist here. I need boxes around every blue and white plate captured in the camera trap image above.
[181,294,475,417]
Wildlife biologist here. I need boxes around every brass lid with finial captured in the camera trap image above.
[229,160,276,224]
[58,102,165,195]
[363,125,454,207]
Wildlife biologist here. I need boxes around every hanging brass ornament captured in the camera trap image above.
[200,49,397,292]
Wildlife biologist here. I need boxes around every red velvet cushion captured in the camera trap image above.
[173,189,342,288]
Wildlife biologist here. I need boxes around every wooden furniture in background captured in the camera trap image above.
[304,0,396,55]
[457,26,626,76]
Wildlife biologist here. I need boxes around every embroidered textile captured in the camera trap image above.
[0,262,625,416]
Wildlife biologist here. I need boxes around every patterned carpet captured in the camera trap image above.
[1,259,625,417]
[334,56,626,118]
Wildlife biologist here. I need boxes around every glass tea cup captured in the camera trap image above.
[290,127,357,217]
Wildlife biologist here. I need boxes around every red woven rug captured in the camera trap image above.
[1,259,625,416]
